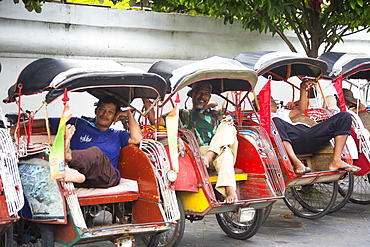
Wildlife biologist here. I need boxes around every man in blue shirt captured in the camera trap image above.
[51,96,142,188]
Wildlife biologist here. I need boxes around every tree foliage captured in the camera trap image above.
[4,0,369,57]
[2,0,51,13]
[152,0,370,57]
[1,0,129,13]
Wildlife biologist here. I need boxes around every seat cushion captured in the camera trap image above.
[76,178,139,198]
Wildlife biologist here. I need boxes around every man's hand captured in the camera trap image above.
[114,109,133,123]
[205,102,218,109]
[285,101,299,110]
[300,79,317,90]
[222,114,234,125]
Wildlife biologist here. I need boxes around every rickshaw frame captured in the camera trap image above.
[234,51,353,219]
[3,58,180,246]
[318,51,370,205]
[145,56,286,243]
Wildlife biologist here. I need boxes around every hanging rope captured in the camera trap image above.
[43,101,52,144]
[317,80,326,108]
[16,84,22,154]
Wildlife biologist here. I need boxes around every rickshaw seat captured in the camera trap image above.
[207,167,244,177]
[76,178,139,206]
[209,173,248,184]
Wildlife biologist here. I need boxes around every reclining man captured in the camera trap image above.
[143,81,239,203]
[258,79,360,174]
[19,96,143,188]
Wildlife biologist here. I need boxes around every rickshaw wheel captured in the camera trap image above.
[348,173,370,204]
[283,181,338,220]
[156,194,185,247]
[136,234,160,247]
[13,220,55,247]
[328,172,354,214]
[215,208,264,240]
[0,223,13,247]
[138,194,185,247]
[262,203,274,225]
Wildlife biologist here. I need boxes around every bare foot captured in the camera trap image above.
[65,124,75,162]
[293,162,310,175]
[329,160,361,172]
[64,166,85,183]
[225,186,238,204]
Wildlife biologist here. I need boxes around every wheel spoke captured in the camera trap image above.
[350,173,370,204]
[284,181,338,219]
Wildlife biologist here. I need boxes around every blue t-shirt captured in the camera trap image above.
[49,117,130,178]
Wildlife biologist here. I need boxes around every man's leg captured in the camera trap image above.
[64,124,118,188]
[283,141,310,174]
[205,121,238,203]
[68,146,119,188]
[273,118,310,174]
[301,112,360,171]
[64,124,85,183]
[211,147,238,203]
[328,134,360,172]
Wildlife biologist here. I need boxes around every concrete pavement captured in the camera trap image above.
[179,199,370,247]
[69,199,370,247]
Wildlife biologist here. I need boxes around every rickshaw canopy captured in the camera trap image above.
[233,51,328,81]
[4,58,168,107]
[318,52,370,80]
[148,56,258,95]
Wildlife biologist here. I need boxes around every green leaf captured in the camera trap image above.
[349,0,356,9]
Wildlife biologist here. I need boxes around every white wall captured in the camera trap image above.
[1,0,369,117]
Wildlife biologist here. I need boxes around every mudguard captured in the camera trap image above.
[18,158,66,224]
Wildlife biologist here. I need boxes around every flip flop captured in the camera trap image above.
[337,164,361,173]
[295,166,310,175]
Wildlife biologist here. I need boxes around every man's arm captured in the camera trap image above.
[142,98,166,126]
[115,110,143,144]
[289,80,317,119]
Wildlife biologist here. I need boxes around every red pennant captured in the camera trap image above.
[333,76,346,111]
[259,79,271,134]
[62,88,69,106]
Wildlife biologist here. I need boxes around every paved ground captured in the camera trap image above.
[69,199,370,247]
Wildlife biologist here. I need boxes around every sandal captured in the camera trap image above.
[295,166,311,175]
[337,164,361,173]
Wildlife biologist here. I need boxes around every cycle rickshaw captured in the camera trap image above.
[318,51,370,204]
[3,58,180,246]
[145,56,286,245]
[0,107,24,247]
[233,51,353,219]
[0,61,24,247]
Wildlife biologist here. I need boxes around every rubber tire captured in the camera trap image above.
[349,173,370,204]
[138,194,185,247]
[156,194,185,247]
[284,181,338,220]
[328,172,354,214]
[36,223,55,247]
[13,220,55,247]
[215,208,264,240]
[0,223,13,247]
[262,204,273,225]
[139,234,160,247]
